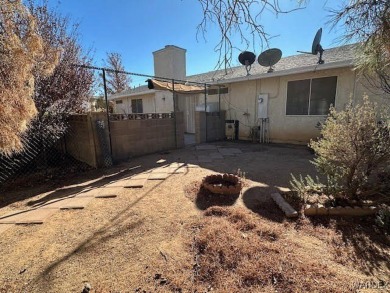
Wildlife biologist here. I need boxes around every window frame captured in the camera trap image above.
[131,98,143,113]
[285,76,338,116]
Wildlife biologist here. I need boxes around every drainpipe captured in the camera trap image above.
[102,69,113,156]
[172,79,177,148]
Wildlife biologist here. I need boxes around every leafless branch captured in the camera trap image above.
[196,0,303,71]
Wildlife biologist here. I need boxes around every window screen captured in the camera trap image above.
[286,76,337,115]
[286,79,310,115]
[207,87,228,95]
[131,99,143,113]
[309,76,337,115]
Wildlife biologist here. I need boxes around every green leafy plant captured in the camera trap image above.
[309,97,390,199]
[289,174,325,204]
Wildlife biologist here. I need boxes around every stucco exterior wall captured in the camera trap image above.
[114,93,156,114]
[221,67,386,144]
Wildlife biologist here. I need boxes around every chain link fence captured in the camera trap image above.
[0,127,93,192]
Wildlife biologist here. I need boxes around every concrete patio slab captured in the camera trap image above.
[209,152,224,159]
[196,145,217,150]
[197,155,213,163]
[218,149,235,156]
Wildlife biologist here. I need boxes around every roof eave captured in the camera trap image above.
[211,59,355,85]
[108,89,157,100]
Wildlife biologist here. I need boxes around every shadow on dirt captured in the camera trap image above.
[242,186,285,223]
[195,185,239,210]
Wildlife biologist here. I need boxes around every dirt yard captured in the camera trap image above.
[0,142,389,292]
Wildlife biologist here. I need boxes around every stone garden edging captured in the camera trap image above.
[304,204,378,216]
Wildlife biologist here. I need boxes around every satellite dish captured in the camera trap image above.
[258,48,282,73]
[238,51,256,75]
[297,28,325,64]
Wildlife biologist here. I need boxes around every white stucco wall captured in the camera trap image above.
[219,67,388,144]
[113,93,156,114]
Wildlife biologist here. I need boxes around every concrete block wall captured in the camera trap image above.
[110,112,184,161]
[66,112,183,167]
[195,111,226,143]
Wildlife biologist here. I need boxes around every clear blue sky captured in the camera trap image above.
[41,0,350,86]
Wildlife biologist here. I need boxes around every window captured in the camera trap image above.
[115,100,123,104]
[131,99,143,113]
[286,76,337,115]
[207,87,228,95]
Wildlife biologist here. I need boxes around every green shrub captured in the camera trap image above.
[289,174,325,204]
[309,96,390,199]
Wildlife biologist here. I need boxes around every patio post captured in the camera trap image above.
[172,79,177,148]
[204,83,207,142]
[102,69,113,157]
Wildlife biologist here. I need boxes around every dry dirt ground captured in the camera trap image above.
[0,142,389,292]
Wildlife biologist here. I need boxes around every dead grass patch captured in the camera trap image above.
[158,207,374,293]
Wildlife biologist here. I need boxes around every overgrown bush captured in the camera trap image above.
[309,97,390,199]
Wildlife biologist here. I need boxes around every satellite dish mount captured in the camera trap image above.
[298,28,325,64]
[258,48,282,73]
[238,51,256,76]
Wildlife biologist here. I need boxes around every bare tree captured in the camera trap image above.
[328,0,390,95]
[103,52,131,94]
[0,0,58,155]
[196,0,303,70]
[27,0,95,142]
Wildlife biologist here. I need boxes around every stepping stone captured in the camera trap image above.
[0,224,12,235]
[124,178,147,188]
[148,173,169,180]
[0,210,30,224]
[105,179,133,187]
[168,162,185,168]
[151,168,168,174]
[59,196,94,210]
[197,155,213,163]
[132,173,150,180]
[94,194,117,198]
[15,208,57,224]
[196,145,217,150]
[167,167,186,174]
[186,164,199,168]
[209,152,224,159]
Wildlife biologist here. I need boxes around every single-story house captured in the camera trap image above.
[108,44,388,144]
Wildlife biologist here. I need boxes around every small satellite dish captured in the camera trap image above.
[297,28,325,64]
[258,48,282,73]
[238,51,256,76]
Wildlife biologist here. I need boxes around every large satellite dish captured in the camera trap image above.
[297,28,325,64]
[258,48,282,73]
[238,51,256,76]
